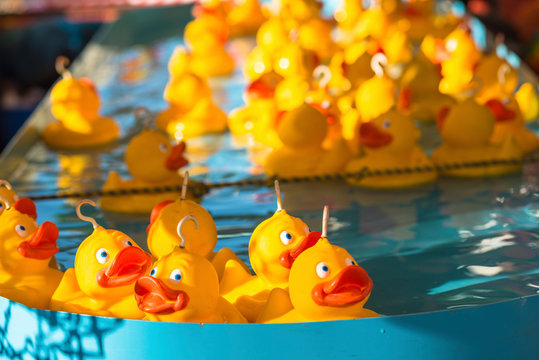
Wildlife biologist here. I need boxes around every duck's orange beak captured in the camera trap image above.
[436,106,450,131]
[359,122,392,148]
[96,246,151,288]
[13,198,37,220]
[485,99,516,122]
[146,200,174,234]
[397,87,412,111]
[312,265,373,307]
[135,276,189,314]
[17,221,59,260]
[247,76,279,99]
[165,141,189,171]
[280,231,322,269]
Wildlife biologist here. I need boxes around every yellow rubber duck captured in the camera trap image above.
[0,180,18,206]
[432,98,523,177]
[397,56,455,122]
[146,172,248,280]
[50,200,152,319]
[515,83,539,123]
[101,109,194,214]
[135,217,246,323]
[355,53,396,122]
[264,103,353,178]
[0,196,62,309]
[346,109,437,188]
[220,181,321,322]
[258,206,378,323]
[156,48,228,140]
[484,95,539,154]
[184,14,235,77]
[43,57,119,149]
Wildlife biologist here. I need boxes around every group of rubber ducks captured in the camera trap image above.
[0,179,377,323]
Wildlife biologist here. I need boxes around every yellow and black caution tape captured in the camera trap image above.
[25,154,539,201]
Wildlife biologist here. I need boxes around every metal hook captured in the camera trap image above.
[322,205,329,238]
[371,53,388,78]
[176,215,198,248]
[0,195,11,210]
[76,199,99,229]
[274,179,283,212]
[55,56,72,78]
[134,106,154,128]
[181,171,189,201]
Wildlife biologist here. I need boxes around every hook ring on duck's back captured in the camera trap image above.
[134,106,154,129]
[177,215,198,248]
[76,199,99,229]
[0,195,11,210]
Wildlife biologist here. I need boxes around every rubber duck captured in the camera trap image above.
[101,108,194,214]
[515,82,539,123]
[484,95,539,154]
[146,172,248,280]
[0,196,62,309]
[184,14,235,77]
[397,56,455,122]
[220,181,321,322]
[264,103,353,178]
[432,98,523,177]
[258,206,378,323]
[156,48,228,140]
[43,57,119,149]
[0,180,18,206]
[355,53,396,122]
[50,200,152,319]
[346,109,437,188]
[135,216,246,323]
[474,56,518,103]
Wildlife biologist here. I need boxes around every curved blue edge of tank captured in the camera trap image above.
[1,294,538,359]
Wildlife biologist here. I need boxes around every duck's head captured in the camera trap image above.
[398,57,441,109]
[437,98,495,147]
[289,237,373,320]
[0,196,59,274]
[50,76,100,131]
[135,247,219,322]
[74,200,151,299]
[475,56,518,101]
[249,181,321,287]
[443,28,481,64]
[359,109,420,153]
[147,191,217,259]
[185,15,229,53]
[125,129,188,183]
[164,72,211,112]
[168,46,191,78]
[256,18,290,54]
[276,103,328,150]
[246,71,284,101]
[273,43,317,80]
[0,180,19,206]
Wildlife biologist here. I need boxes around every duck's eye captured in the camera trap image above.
[15,224,28,237]
[158,143,168,153]
[316,262,330,278]
[280,231,294,245]
[150,267,158,277]
[345,257,356,266]
[170,269,182,282]
[304,225,310,235]
[122,238,134,247]
[382,120,391,129]
[96,248,109,264]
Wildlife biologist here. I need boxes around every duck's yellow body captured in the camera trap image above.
[258,238,378,323]
[346,110,437,188]
[135,249,246,323]
[0,197,62,309]
[50,224,152,319]
[44,76,119,149]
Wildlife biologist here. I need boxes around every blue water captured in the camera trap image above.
[3,33,539,317]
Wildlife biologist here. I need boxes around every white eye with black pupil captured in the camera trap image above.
[96,248,109,264]
[280,231,293,245]
[159,143,168,153]
[345,257,356,266]
[170,269,182,282]
[316,262,330,278]
[150,267,157,277]
[122,238,134,247]
[15,224,28,237]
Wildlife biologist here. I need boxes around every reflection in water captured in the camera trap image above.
[0,299,124,359]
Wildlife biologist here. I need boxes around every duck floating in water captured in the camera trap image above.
[264,103,353,178]
[101,108,196,214]
[156,48,228,140]
[220,181,321,322]
[135,215,246,323]
[258,206,378,323]
[0,195,62,309]
[346,109,437,188]
[43,57,119,149]
[146,172,248,280]
[432,98,523,177]
[50,200,152,319]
